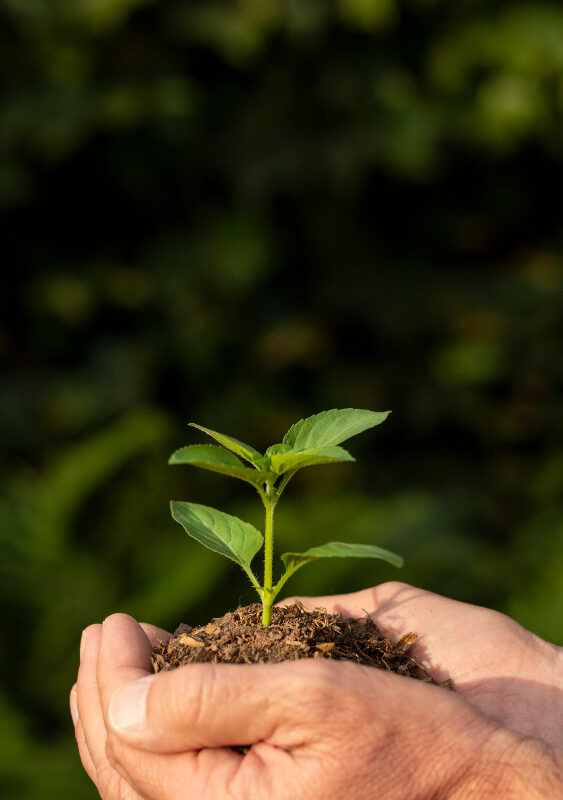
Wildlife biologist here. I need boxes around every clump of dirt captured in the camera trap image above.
[152,602,445,684]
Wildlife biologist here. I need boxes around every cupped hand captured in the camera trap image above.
[281,581,563,749]
[70,582,563,800]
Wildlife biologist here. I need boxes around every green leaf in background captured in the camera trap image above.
[170,501,263,575]
[281,541,404,580]
[189,423,263,466]
[269,445,354,475]
[283,409,391,450]
[169,444,272,486]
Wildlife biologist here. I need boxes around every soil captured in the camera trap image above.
[152,601,448,686]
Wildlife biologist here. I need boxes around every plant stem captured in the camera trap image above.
[262,484,276,626]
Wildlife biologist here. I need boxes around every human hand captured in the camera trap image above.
[281,581,563,750]
[70,583,563,800]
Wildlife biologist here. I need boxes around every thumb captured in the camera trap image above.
[107,657,330,753]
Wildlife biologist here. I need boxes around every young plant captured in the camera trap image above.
[169,408,403,626]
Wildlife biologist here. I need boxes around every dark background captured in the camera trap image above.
[1,1,562,797]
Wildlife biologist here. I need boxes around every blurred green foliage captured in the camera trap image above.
[0,0,562,797]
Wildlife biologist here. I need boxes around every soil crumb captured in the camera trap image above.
[152,602,442,683]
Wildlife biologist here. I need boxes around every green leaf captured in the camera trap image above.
[169,444,273,486]
[281,541,403,578]
[269,445,354,475]
[189,423,263,466]
[170,501,263,572]
[283,408,391,450]
[264,443,292,458]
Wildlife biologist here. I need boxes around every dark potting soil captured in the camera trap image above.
[152,602,447,685]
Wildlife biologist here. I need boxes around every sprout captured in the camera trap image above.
[169,409,402,626]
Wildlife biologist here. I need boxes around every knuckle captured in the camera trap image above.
[291,661,373,730]
[283,660,343,717]
[166,663,220,729]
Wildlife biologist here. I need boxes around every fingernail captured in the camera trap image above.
[109,675,156,733]
[80,630,87,661]
[70,688,79,726]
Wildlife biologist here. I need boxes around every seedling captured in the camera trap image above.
[169,408,403,626]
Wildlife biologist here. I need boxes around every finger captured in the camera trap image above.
[317,582,542,676]
[140,623,172,647]
[70,684,98,784]
[76,624,109,774]
[277,583,398,618]
[281,582,550,685]
[106,650,349,753]
[281,581,508,642]
[97,613,155,731]
[278,584,472,690]
[281,583,473,678]
[106,743,245,800]
[96,615,242,798]
[74,715,98,784]
[70,684,79,727]
[77,623,157,799]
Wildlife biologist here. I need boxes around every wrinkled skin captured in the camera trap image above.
[71,582,563,800]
